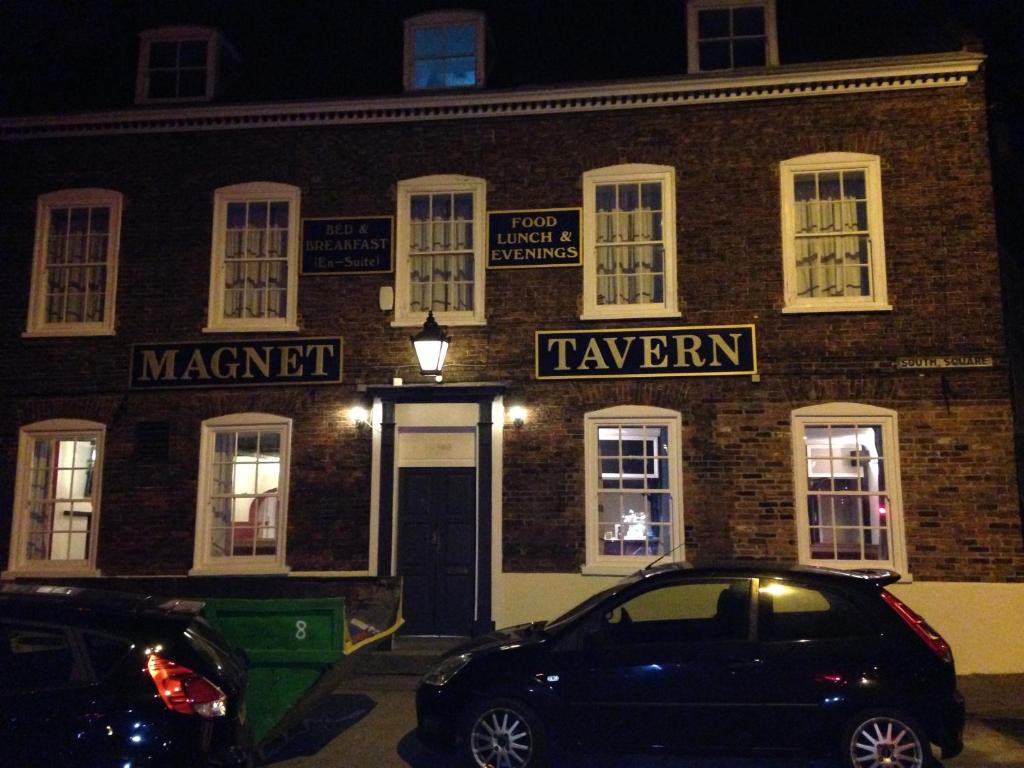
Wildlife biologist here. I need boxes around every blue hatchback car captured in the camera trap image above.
[417,563,964,768]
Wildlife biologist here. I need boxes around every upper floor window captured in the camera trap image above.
[584,406,684,575]
[687,0,778,72]
[26,189,122,337]
[191,413,291,575]
[780,153,890,313]
[205,182,300,333]
[136,26,233,104]
[4,419,105,578]
[404,10,485,91]
[394,175,487,327]
[791,403,907,575]
[582,164,679,320]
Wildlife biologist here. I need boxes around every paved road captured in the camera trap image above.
[263,675,1024,768]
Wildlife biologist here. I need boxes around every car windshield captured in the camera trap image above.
[544,570,645,632]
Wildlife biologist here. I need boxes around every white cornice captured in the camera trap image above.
[1,51,984,141]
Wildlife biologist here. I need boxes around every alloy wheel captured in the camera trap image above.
[849,715,926,768]
[469,705,534,768]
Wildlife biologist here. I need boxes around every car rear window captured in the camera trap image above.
[0,622,83,692]
[761,583,869,641]
[185,618,242,672]
[83,631,133,677]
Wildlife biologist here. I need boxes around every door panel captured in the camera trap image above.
[398,470,435,634]
[754,580,880,751]
[436,470,475,635]
[398,468,476,636]
[555,578,761,752]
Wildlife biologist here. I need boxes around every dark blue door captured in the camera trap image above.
[398,468,476,636]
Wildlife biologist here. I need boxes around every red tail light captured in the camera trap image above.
[881,591,952,663]
[147,654,227,718]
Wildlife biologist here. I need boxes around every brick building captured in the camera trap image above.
[2,0,1022,673]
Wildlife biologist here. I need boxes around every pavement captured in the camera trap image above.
[261,674,1024,768]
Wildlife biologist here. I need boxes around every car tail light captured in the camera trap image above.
[881,591,952,663]
[147,654,227,718]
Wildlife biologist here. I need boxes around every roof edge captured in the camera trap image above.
[1,51,985,141]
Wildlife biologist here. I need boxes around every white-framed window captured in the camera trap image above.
[191,413,291,575]
[581,164,679,320]
[780,153,890,313]
[4,419,105,578]
[25,189,122,337]
[403,10,486,91]
[205,182,301,333]
[584,406,684,575]
[393,175,487,327]
[687,0,778,72]
[135,26,230,104]
[791,403,908,575]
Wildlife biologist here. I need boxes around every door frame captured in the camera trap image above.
[367,383,505,635]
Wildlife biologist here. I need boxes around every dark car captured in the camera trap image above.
[417,563,964,768]
[0,584,253,767]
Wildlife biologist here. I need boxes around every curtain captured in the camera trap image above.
[223,201,289,319]
[595,207,661,305]
[210,433,235,557]
[409,194,474,312]
[794,196,869,298]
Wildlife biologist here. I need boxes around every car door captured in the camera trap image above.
[554,577,760,754]
[754,579,883,752]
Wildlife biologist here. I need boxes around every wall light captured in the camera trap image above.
[508,405,527,428]
[347,405,370,427]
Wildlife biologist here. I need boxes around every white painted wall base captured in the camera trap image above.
[888,581,1024,675]
[499,573,1024,675]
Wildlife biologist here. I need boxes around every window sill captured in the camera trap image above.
[404,82,486,94]
[581,563,649,577]
[391,316,487,328]
[23,327,115,338]
[135,94,214,106]
[781,303,893,314]
[189,564,292,577]
[579,308,682,322]
[1,567,101,579]
[202,323,301,334]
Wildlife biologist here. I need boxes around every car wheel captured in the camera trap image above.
[841,711,935,768]
[462,697,547,768]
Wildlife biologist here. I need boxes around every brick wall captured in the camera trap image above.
[2,74,1021,580]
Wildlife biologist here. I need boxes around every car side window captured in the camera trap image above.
[603,579,751,645]
[0,622,84,693]
[760,582,868,641]
[83,632,133,679]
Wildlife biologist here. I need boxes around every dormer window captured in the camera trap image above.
[404,11,485,91]
[687,0,778,72]
[136,26,232,104]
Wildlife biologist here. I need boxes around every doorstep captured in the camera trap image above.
[352,634,466,676]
